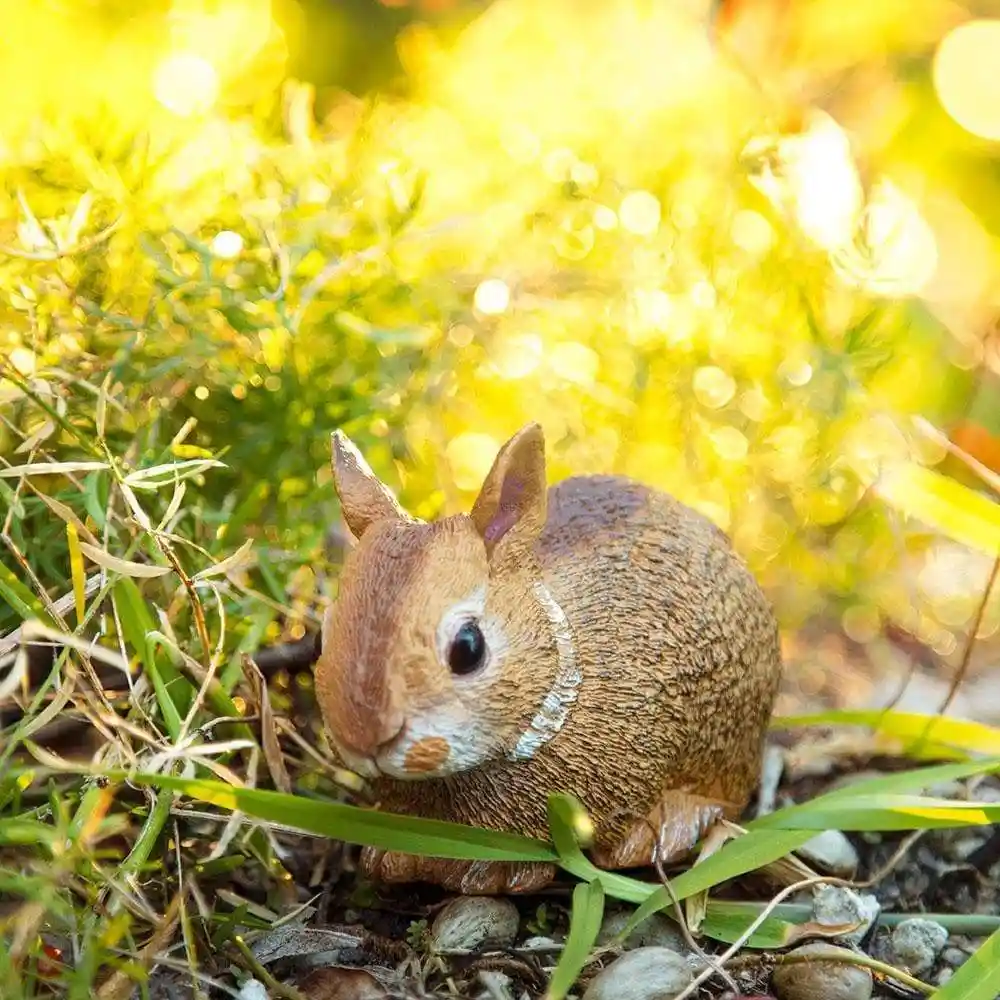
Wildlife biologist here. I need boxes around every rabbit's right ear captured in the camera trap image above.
[470,423,547,559]
[331,431,414,540]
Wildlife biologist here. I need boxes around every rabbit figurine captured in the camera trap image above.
[315,423,782,894]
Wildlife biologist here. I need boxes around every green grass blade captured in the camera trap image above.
[113,579,192,733]
[930,925,1000,999]
[700,901,801,949]
[545,793,658,902]
[817,757,1000,801]
[125,772,558,862]
[773,710,1000,757]
[0,817,60,848]
[0,561,52,623]
[621,829,813,937]
[752,794,1000,831]
[876,461,1000,557]
[545,880,605,1000]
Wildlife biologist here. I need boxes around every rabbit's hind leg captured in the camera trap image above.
[360,847,557,895]
[590,790,735,870]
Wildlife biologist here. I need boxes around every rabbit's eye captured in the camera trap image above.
[449,621,486,676]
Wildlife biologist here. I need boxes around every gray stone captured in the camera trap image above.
[431,897,520,952]
[477,970,515,1000]
[942,946,969,966]
[772,943,873,1000]
[596,909,688,953]
[583,947,693,1000]
[520,935,563,952]
[812,886,880,944]
[890,918,948,974]
[797,830,860,877]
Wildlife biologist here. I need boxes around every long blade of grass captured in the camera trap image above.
[545,794,656,902]
[123,459,225,490]
[66,523,86,626]
[545,880,605,1000]
[0,561,53,624]
[751,794,1000,831]
[817,757,1000,801]
[876,460,1000,557]
[113,580,191,734]
[699,901,802,949]
[124,772,559,862]
[79,542,171,578]
[930,925,1000,999]
[773,710,1000,757]
[0,461,109,478]
[621,828,813,937]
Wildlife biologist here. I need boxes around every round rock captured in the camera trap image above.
[431,896,520,952]
[583,947,692,1000]
[798,830,859,878]
[596,909,688,953]
[812,886,880,945]
[772,943,873,1000]
[890,918,948,974]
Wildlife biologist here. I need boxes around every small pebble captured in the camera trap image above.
[890,918,948,974]
[812,886,880,945]
[771,943,873,1000]
[237,980,270,1000]
[583,947,693,1000]
[596,909,688,953]
[797,830,859,877]
[927,780,966,799]
[477,970,515,1000]
[431,896,520,952]
[942,946,969,966]
[521,935,563,951]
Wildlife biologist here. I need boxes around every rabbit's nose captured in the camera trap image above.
[336,707,405,759]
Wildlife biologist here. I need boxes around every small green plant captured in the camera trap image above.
[406,918,432,953]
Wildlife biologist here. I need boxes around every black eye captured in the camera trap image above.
[448,622,486,676]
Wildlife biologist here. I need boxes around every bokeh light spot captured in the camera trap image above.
[10,347,36,375]
[710,426,749,461]
[731,210,774,255]
[934,20,1000,141]
[550,342,599,386]
[493,334,544,379]
[620,190,661,236]
[593,205,618,230]
[211,230,244,259]
[693,366,736,409]
[153,53,219,117]
[474,278,510,315]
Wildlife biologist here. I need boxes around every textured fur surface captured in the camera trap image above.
[314,425,783,881]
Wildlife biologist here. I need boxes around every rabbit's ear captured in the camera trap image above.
[331,431,415,540]
[470,423,547,559]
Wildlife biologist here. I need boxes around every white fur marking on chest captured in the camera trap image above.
[509,582,579,761]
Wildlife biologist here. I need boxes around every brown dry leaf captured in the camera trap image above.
[246,653,291,793]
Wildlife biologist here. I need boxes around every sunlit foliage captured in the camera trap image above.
[3,0,1000,654]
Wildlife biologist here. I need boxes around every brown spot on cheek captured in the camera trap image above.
[403,737,451,774]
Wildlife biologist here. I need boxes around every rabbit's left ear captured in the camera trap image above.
[470,423,547,559]
[331,431,416,540]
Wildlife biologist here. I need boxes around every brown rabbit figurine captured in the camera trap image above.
[315,423,782,894]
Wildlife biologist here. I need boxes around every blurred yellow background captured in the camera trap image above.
[3,0,1000,716]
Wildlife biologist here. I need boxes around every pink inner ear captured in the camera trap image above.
[484,474,527,544]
